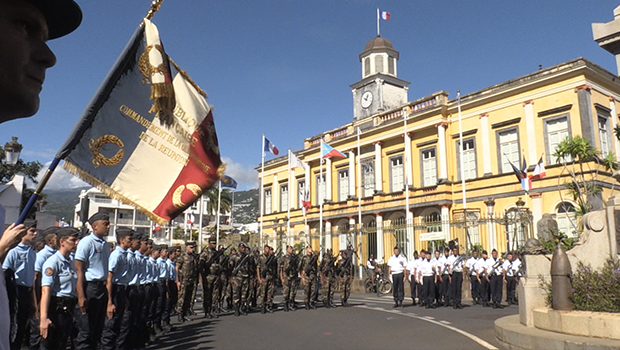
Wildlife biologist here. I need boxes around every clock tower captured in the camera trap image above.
[351,35,410,121]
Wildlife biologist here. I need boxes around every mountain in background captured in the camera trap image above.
[42,187,260,225]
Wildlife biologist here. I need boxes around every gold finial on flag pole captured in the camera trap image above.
[145,0,165,20]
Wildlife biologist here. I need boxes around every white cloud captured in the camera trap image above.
[221,157,258,190]
[35,161,89,190]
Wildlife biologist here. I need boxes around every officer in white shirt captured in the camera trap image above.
[438,248,451,307]
[417,250,436,309]
[406,251,420,305]
[387,247,407,308]
[476,250,491,307]
[464,250,480,305]
[488,249,504,309]
[431,250,442,306]
[448,247,464,309]
[502,252,519,305]
[366,254,383,285]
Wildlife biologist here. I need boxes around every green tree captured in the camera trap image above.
[553,136,617,219]
[202,186,233,216]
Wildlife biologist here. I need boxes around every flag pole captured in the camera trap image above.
[458,90,466,209]
[216,180,222,248]
[356,127,363,278]
[230,190,235,227]
[320,140,324,254]
[198,194,204,251]
[287,149,292,248]
[260,133,265,247]
[17,157,61,224]
[144,0,165,20]
[376,8,380,37]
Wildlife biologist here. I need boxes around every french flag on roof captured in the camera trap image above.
[321,141,347,159]
[381,11,390,20]
[264,137,279,156]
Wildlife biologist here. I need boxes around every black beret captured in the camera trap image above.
[116,228,134,236]
[41,226,60,236]
[160,244,169,250]
[23,219,37,228]
[27,0,82,40]
[88,212,109,225]
[56,227,79,239]
[208,237,216,243]
[185,241,196,247]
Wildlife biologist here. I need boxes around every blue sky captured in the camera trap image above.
[5,1,620,191]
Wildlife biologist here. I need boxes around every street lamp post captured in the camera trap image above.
[4,137,22,166]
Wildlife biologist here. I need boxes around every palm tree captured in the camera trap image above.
[202,186,233,216]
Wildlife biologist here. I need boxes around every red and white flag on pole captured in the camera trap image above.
[381,11,390,20]
[530,156,546,180]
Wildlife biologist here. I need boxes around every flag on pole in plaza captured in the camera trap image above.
[508,155,530,191]
[381,11,390,20]
[58,19,223,224]
[188,214,195,227]
[321,142,347,159]
[264,137,279,156]
[220,174,238,189]
[301,190,311,216]
[530,156,546,180]
[290,152,308,170]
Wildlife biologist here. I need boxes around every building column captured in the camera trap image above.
[272,228,277,249]
[376,213,384,260]
[325,220,332,250]
[610,97,620,161]
[348,150,356,197]
[485,198,496,251]
[480,113,492,176]
[325,158,332,201]
[374,141,383,193]
[404,132,413,186]
[437,123,448,181]
[441,205,450,242]
[272,174,278,213]
[349,216,356,250]
[530,192,543,238]
[524,101,537,166]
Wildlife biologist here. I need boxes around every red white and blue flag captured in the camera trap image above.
[530,156,546,180]
[509,155,530,192]
[264,137,279,156]
[321,141,347,159]
[301,189,311,216]
[58,19,222,224]
[381,11,390,20]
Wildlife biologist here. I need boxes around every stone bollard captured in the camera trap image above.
[551,242,573,310]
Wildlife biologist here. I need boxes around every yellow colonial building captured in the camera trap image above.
[257,35,620,262]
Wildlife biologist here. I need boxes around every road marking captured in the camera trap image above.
[354,305,498,350]
[440,320,451,325]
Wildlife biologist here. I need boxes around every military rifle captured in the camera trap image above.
[232,253,251,276]
[284,253,299,277]
[261,253,277,279]
[204,245,230,271]
[304,252,319,276]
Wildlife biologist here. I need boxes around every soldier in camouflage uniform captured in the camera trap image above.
[257,245,278,313]
[176,241,199,322]
[199,237,221,319]
[248,248,261,308]
[279,245,300,312]
[229,243,251,316]
[320,248,337,308]
[300,246,319,310]
[337,250,354,307]
[268,246,278,303]
[218,246,232,312]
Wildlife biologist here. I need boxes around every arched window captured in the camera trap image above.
[556,202,578,238]
[375,55,384,74]
[364,57,370,76]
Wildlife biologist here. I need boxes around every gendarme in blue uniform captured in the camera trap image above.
[3,243,36,287]
[75,233,110,281]
[109,246,129,286]
[41,251,77,298]
[35,244,56,274]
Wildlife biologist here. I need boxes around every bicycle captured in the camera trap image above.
[364,266,392,295]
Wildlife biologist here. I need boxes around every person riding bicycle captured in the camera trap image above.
[366,254,383,285]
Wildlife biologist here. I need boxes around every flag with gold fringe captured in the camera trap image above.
[58,19,222,224]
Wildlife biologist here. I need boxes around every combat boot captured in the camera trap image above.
[284,301,289,312]
[261,304,266,314]
[234,305,240,316]
[205,307,212,319]
[290,301,297,311]
[329,300,336,308]
[241,304,248,316]
[324,299,330,308]
[268,304,274,313]
[178,314,184,323]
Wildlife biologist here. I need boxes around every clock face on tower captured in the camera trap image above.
[361,91,373,108]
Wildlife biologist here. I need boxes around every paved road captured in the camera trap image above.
[155,292,516,350]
